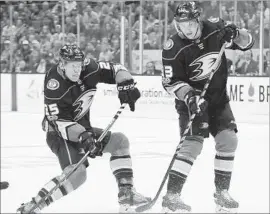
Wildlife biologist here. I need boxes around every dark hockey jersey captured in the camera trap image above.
[162,18,254,109]
[43,58,123,141]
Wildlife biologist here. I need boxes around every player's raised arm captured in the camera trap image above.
[85,60,141,111]
[214,18,254,51]
[115,66,141,112]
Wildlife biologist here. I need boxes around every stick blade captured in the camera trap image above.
[135,201,154,213]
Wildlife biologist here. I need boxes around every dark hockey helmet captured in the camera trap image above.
[174,1,201,22]
[174,1,202,40]
[59,44,84,62]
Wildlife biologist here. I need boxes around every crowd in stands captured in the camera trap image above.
[0,1,269,76]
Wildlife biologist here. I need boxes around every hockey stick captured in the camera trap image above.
[135,43,227,213]
[29,103,127,212]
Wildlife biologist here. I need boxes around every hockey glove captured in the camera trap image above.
[117,79,141,112]
[218,23,239,43]
[184,91,208,116]
[79,131,103,158]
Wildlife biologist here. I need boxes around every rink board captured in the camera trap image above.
[0,74,269,124]
[1,74,12,111]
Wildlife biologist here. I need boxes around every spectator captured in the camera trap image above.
[248,10,261,48]
[131,30,139,50]
[14,18,27,43]
[0,59,9,73]
[147,20,163,49]
[36,58,47,73]
[84,41,95,55]
[100,22,114,40]
[65,33,77,45]
[111,38,120,63]
[45,52,57,70]
[20,40,32,63]
[31,40,41,51]
[14,49,24,67]
[65,16,77,34]
[50,25,63,43]
[27,26,40,41]
[1,19,17,42]
[227,58,234,75]
[40,41,52,58]
[28,50,41,72]
[15,59,29,73]
[242,12,250,29]
[38,1,53,27]
[135,33,151,50]
[82,5,99,34]
[1,40,12,63]
[142,61,161,76]
[30,2,42,31]
[263,50,270,76]
[132,10,151,34]
[39,25,52,44]
[98,43,114,61]
[202,0,220,19]
[235,50,259,75]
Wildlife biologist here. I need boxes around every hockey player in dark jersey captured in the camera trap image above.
[161,2,254,213]
[17,44,150,213]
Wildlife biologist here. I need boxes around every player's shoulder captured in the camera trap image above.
[203,17,225,31]
[83,58,99,72]
[80,57,101,78]
[162,34,187,60]
[44,65,73,100]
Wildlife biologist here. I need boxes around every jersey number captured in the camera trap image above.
[99,62,110,70]
[163,65,173,78]
[45,103,59,116]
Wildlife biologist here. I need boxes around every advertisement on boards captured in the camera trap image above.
[227,77,269,123]
[93,76,177,119]
[11,74,269,123]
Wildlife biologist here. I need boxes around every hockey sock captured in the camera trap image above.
[110,155,133,188]
[34,176,73,208]
[167,156,194,194]
[214,152,234,191]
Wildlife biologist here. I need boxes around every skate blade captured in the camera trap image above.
[162,207,191,213]
[216,205,238,213]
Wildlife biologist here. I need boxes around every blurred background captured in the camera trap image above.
[0,0,269,76]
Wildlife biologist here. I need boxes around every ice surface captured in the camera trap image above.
[1,111,269,213]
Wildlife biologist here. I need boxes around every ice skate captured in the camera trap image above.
[162,192,191,213]
[214,190,239,213]
[118,186,151,213]
[17,198,43,214]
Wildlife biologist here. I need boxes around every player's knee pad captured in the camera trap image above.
[62,164,87,190]
[103,132,130,156]
[215,129,238,153]
[177,135,204,160]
